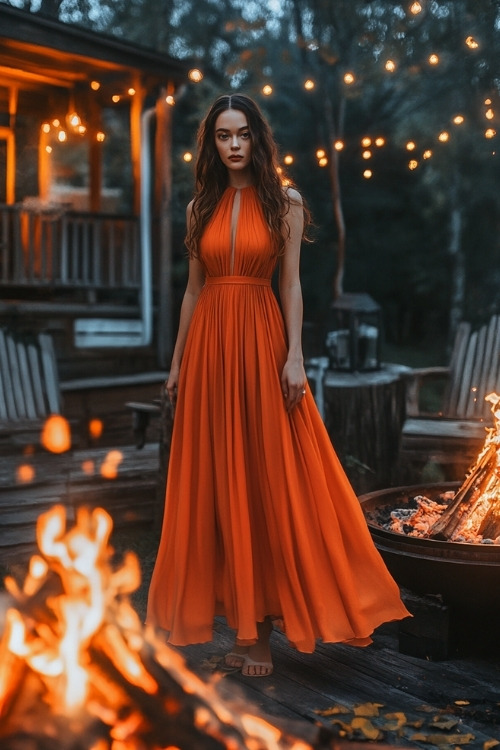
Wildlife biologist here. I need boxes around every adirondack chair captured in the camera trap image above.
[0,329,61,450]
[400,315,500,479]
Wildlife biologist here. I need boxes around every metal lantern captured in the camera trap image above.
[325,293,382,372]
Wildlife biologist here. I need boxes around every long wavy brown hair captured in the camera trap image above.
[185,94,308,258]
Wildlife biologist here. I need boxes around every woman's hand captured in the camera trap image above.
[166,366,180,407]
[281,358,307,413]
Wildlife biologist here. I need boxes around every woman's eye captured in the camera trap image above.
[218,134,229,140]
[241,132,250,139]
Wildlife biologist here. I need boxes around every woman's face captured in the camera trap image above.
[214,108,252,175]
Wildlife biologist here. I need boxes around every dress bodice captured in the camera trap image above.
[198,186,277,279]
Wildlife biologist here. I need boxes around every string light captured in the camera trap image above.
[406,141,416,151]
[361,137,371,147]
[423,149,432,159]
[96,131,106,142]
[57,130,67,143]
[334,140,344,151]
[284,154,294,165]
[453,115,465,125]
[112,95,120,103]
[375,137,385,147]
[485,98,492,105]
[363,169,373,179]
[409,159,418,170]
[318,157,328,167]
[316,149,326,159]
[41,122,51,134]
[465,36,479,49]
[438,131,449,142]
[166,95,175,106]
[362,150,372,159]
[304,79,315,90]
[485,129,496,139]
[183,152,193,162]
[385,60,396,72]
[485,108,494,120]
[410,2,422,14]
[262,84,273,96]
[428,54,439,65]
[188,68,203,83]
[90,80,100,91]
[343,72,355,85]
[128,87,136,96]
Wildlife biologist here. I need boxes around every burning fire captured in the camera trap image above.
[0,505,317,750]
[388,393,500,543]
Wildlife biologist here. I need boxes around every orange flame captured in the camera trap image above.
[40,414,72,453]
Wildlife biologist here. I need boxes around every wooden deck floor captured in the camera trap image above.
[1,442,499,749]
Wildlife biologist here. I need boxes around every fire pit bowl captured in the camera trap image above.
[360,482,500,614]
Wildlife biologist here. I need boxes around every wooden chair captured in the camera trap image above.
[400,315,500,479]
[0,329,61,449]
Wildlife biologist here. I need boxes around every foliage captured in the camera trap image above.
[3,0,499,352]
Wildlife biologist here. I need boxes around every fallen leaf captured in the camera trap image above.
[484,741,500,750]
[430,718,460,731]
[454,700,471,706]
[353,701,384,717]
[313,704,350,716]
[351,717,384,740]
[411,732,475,745]
[382,712,407,731]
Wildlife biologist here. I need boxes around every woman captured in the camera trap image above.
[147,94,409,677]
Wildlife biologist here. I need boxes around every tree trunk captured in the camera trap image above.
[448,167,466,347]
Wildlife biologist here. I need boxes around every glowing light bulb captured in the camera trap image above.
[406,141,416,151]
[112,95,120,103]
[284,154,294,165]
[343,72,355,85]
[128,87,136,96]
[423,149,432,159]
[58,130,67,143]
[362,150,372,159]
[304,79,315,90]
[41,122,51,133]
[453,115,465,125]
[428,54,439,65]
[409,159,418,170]
[410,2,422,14]
[90,80,100,91]
[96,131,106,142]
[485,128,496,139]
[385,60,396,72]
[262,84,273,96]
[316,149,326,159]
[375,137,385,147]
[438,131,449,142]
[334,140,344,151]
[465,36,479,49]
[361,137,371,147]
[363,169,373,179]
[183,152,193,162]
[485,108,494,120]
[166,95,175,106]
[318,157,328,167]
[188,68,203,83]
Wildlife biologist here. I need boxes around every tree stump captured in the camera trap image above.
[323,364,410,494]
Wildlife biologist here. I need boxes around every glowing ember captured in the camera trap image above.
[0,506,328,749]
[381,393,500,544]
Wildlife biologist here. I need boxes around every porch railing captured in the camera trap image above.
[0,204,140,290]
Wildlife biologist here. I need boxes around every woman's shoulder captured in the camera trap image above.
[283,185,303,206]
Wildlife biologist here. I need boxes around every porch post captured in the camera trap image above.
[89,94,102,213]
[155,86,174,367]
[6,85,17,204]
[130,74,145,215]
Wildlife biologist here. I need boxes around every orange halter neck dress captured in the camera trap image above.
[147,186,409,652]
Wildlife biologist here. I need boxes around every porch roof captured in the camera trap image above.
[0,3,189,97]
